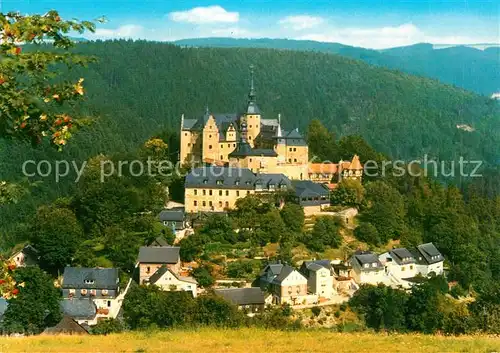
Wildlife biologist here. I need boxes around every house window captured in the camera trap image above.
[228,144,230,148]
[288,159,292,163]
[248,136,252,140]
[249,125,252,128]
[247,191,250,195]
[188,143,191,147]
[209,134,212,138]
[146,266,151,274]
[220,155,224,160]
[236,191,240,196]
[249,158,252,162]
[289,148,292,152]
[294,159,297,162]
[202,201,206,207]
[209,145,213,149]
[233,144,236,147]
[194,189,198,195]
[401,266,406,271]
[194,201,197,206]
[107,301,111,307]
[410,265,414,270]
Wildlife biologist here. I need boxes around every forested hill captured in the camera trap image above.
[174,38,500,95]
[1,40,499,179]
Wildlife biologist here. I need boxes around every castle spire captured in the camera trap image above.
[248,64,256,103]
[276,113,282,138]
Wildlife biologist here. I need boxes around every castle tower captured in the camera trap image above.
[201,106,221,162]
[245,65,261,147]
[274,113,287,164]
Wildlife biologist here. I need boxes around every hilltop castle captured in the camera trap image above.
[179,68,362,184]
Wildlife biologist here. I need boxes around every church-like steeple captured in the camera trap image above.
[248,64,256,103]
[246,65,260,115]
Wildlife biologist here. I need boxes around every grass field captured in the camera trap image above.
[0,328,499,353]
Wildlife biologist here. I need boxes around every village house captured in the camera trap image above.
[43,315,90,335]
[145,265,198,297]
[8,244,39,267]
[137,246,181,284]
[292,181,331,215]
[299,260,335,300]
[411,242,445,276]
[350,251,385,285]
[259,263,284,290]
[379,248,418,288]
[159,208,187,233]
[268,265,309,305]
[214,287,269,314]
[61,267,124,326]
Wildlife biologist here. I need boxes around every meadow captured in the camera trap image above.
[0,328,498,353]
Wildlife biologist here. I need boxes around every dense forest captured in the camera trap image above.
[1,39,499,232]
[175,38,500,95]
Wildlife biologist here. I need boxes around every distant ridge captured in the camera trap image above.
[173,38,500,95]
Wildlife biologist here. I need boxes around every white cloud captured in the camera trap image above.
[168,6,239,24]
[298,23,424,49]
[279,15,324,31]
[92,24,145,39]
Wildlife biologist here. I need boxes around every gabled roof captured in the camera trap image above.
[352,251,384,271]
[215,288,265,305]
[260,263,284,276]
[138,246,180,264]
[60,299,97,320]
[185,167,256,189]
[292,180,330,198]
[309,163,338,174]
[390,248,416,265]
[159,209,185,222]
[303,260,333,272]
[62,267,119,290]
[415,243,444,265]
[272,265,306,284]
[148,266,198,285]
[44,315,90,335]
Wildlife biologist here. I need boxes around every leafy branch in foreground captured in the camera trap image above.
[0,10,99,149]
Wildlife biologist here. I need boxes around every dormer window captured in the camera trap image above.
[364,264,369,268]
[84,279,95,285]
[245,180,251,185]
[371,263,377,267]
[235,179,240,185]
[216,179,223,185]
[269,183,275,190]
[203,179,208,184]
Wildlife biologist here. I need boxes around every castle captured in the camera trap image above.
[180,68,363,213]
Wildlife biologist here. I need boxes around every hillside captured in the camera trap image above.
[0,328,498,353]
[1,40,499,232]
[174,38,500,95]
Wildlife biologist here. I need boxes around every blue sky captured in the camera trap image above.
[4,0,499,48]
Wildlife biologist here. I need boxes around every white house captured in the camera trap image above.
[270,265,310,305]
[350,251,385,285]
[411,243,445,276]
[379,248,418,288]
[146,266,198,297]
[300,260,334,300]
[8,245,39,267]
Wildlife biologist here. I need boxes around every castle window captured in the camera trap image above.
[236,191,240,196]
[185,133,188,136]
[233,144,236,147]
[249,158,252,162]
[209,190,213,196]
[202,201,206,207]
[248,136,252,140]
[294,159,297,162]
[194,201,197,206]
[209,201,213,207]
[194,189,198,195]
[228,144,231,148]
[225,201,229,207]
[219,201,223,208]
[220,155,224,160]
[209,145,213,149]
[188,143,191,147]
[219,190,223,196]
[203,190,206,195]
[247,191,250,195]
[216,180,223,185]
[225,190,229,196]
[293,148,297,152]
[288,159,292,163]
[249,125,252,128]
[235,180,240,185]
[289,148,292,152]
[209,135,212,138]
